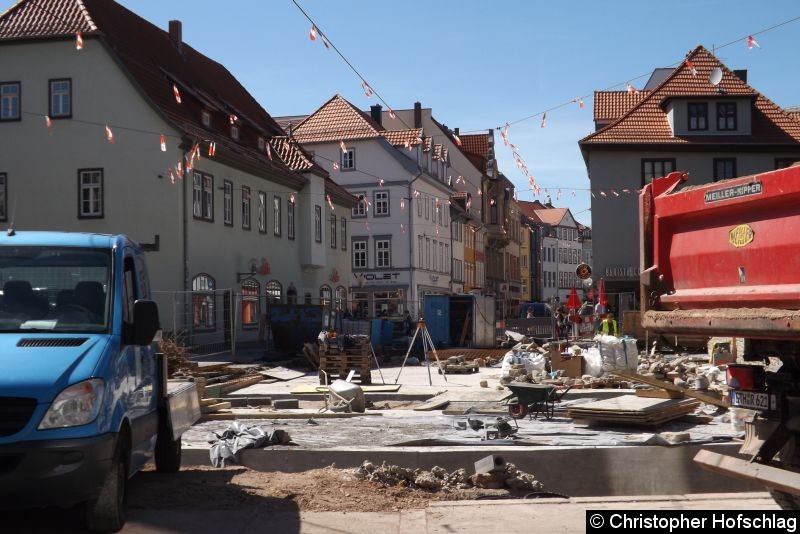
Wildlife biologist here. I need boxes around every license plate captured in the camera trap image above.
[730,390,770,411]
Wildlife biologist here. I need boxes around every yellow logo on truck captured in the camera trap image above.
[729,224,754,248]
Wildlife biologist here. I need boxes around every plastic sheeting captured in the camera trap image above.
[500,349,547,378]
[209,422,290,467]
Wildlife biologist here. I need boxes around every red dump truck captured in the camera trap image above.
[640,165,800,510]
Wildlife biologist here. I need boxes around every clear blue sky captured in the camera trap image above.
[115,0,800,226]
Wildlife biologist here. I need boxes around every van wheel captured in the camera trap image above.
[769,435,800,510]
[155,419,182,474]
[86,440,128,532]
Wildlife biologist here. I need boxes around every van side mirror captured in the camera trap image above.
[132,300,160,346]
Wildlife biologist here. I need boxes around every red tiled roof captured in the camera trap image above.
[787,110,800,124]
[292,94,383,144]
[593,91,650,121]
[459,134,489,158]
[581,46,800,146]
[534,208,567,226]
[0,0,97,39]
[270,136,319,173]
[433,144,443,161]
[517,200,546,222]
[0,0,298,177]
[381,128,423,147]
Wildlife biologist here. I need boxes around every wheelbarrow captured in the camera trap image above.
[501,383,573,420]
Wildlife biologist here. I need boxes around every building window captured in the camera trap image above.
[258,191,267,233]
[439,242,444,272]
[241,186,251,230]
[687,102,707,131]
[320,285,332,307]
[78,169,103,218]
[223,180,233,226]
[201,110,211,127]
[330,214,337,249]
[490,202,498,224]
[266,280,282,303]
[713,158,737,181]
[775,158,800,170]
[341,148,355,170]
[314,205,322,242]
[335,286,347,311]
[0,173,6,221]
[49,79,71,118]
[192,274,215,329]
[341,218,347,250]
[287,199,295,240]
[641,159,676,185]
[352,192,367,217]
[374,191,389,216]
[717,102,737,131]
[376,239,391,268]
[418,236,423,268]
[241,278,260,327]
[425,197,430,220]
[231,125,240,140]
[0,82,20,121]
[417,196,423,217]
[374,290,404,317]
[353,240,367,269]
[425,238,431,270]
[273,196,282,236]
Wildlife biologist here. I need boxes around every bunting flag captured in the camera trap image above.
[229,114,238,125]
[501,123,509,146]
[403,140,411,150]
[339,140,347,153]
[266,143,273,160]
[612,190,620,197]
[160,134,166,152]
[490,198,496,206]
[747,35,760,49]
[208,142,216,157]
[622,188,631,193]
[466,198,472,210]
[685,58,698,76]
[456,175,463,184]
[378,178,384,187]
[413,189,420,198]
[557,189,562,200]
[289,192,295,204]
[168,168,176,184]
[365,221,370,232]
[362,81,373,98]
[322,36,330,49]
[571,190,576,197]
[572,98,585,109]
[400,198,405,210]
[309,25,317,41]
[591,191,595,198]
[435,198,441,209]
[105,125,114,143]
[626,82,638,94]
[400,223,405,234]
[45,115,52,135]
[540,112,547,128]
[453,134,462,146]
[173,84,182,104]
[75,31,83,50]
[388,109,396,120]
[447,175,452,186]
[326,194,334,210]
[176,161,183,178]
[332,162,339,170]
[600,190,607,197]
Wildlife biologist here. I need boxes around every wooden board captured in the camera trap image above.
[612,370,729,408]
[413,397,451,411]
[290,384,401,394]
[258,367,307,381]
[567,395,700,426]
[635,389,684,399]
[201,401,232,413]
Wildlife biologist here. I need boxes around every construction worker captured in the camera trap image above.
[600,312,618,336]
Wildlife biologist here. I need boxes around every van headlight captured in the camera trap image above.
[39,379,105,429]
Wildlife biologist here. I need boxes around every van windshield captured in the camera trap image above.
[0,246,111,333]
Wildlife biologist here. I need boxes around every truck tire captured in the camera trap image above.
[86,439,128,532]
[768,436,800,510]
[155,419,182,473]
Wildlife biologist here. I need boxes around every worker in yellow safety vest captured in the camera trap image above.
[600,313,618,336]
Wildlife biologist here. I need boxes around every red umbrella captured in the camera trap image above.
[567,286,581,310]
[598,277,608,307]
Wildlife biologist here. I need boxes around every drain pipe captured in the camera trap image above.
[409,171,423,318]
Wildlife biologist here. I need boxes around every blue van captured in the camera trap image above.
[0,232,200,532]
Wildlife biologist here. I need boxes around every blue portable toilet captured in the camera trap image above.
[423,294,450,348]
[382,319,394,345]
[370,319,383,347]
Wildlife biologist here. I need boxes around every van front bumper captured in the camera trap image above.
[0,433,117,508]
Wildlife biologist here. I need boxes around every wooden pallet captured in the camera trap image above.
[323,346,370,356]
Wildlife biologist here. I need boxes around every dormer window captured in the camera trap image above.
[687,103,707,131]
[257,136,265,151]
[717,103,737,131]
[231,125,240,141]
[201,110,211,127]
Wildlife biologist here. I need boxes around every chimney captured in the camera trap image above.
[454,128,459,136]
[733,69,748,83]
[370,104,382,126]
[169,20,183,54]
[414,102,422,128]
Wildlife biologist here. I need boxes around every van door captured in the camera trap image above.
[122,251,157,469]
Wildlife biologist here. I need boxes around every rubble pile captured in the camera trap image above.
[637,353,727,394]
[355,461,542,492]
[160,338,191,377]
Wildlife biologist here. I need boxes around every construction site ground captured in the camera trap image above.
[181,353,761,499]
